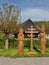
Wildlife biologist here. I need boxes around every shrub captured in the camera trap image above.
[0,38,49,49]
[9,39,18,48]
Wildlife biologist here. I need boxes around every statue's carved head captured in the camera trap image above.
[40,24,45,32]
[19,28,24,33]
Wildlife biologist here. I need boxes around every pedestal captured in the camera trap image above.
[27,51,36,55]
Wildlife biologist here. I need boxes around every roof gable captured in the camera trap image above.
[22,19,34,25]
[21,19,38,31]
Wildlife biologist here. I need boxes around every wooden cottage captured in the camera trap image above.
[14,19,39,38]
[21,19,39,38]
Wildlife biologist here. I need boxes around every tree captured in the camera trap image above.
[0,3,21,49]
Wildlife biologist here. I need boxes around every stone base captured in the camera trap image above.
[27,51,36,55]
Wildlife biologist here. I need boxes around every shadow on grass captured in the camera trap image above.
[33,46,41,53]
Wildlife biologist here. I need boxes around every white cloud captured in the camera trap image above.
[21,8,49,21]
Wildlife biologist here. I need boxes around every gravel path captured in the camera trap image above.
[0,57,49,65]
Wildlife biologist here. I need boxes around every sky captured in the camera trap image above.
[0,0,49,21]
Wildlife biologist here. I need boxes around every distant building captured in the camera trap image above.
[46,31,49,39]
[21,19,39,38]
[14,19,49,39]
[14,19,39,38]
[46,34,49,39]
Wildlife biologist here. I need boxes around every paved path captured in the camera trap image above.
[0,57,49,65]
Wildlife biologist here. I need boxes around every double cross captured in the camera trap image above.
[26,25,36,51]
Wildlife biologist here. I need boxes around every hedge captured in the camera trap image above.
[0,38,49,49]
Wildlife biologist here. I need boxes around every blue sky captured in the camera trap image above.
[0,0,49,21]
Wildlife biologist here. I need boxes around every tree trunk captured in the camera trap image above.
[5,34,9,49]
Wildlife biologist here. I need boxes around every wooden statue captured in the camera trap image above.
[18,28,24,55]
[40,24,46,54]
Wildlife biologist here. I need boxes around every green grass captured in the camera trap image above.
[0,49,17,57]
[0,47,49,58]
[0,32,49,58]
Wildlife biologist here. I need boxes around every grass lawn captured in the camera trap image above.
[0,32,49,58]
[0,47,49,58]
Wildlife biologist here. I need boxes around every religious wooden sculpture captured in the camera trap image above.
[18,28,24,55]
[40,24,46,54]
[26,25,35,55]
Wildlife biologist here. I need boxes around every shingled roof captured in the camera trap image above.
[21,19,39,32]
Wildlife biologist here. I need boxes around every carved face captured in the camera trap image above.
[40,24,45,32]
[19,28,23,33]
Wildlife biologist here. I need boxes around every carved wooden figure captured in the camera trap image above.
[40,24,46,54]
[18,28,24,55]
